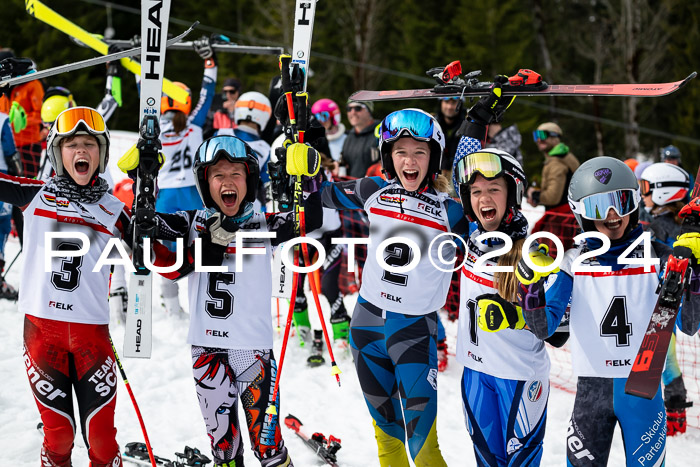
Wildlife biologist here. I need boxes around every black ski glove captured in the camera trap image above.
[458,75,516,141]
[5,153,22,176]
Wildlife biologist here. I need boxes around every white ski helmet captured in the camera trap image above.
[640,162,689,206]
[234,92,272,130]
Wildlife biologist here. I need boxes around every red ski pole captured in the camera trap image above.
[109,337,157,467]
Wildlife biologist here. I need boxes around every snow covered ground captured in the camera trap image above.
[1,232,698,466]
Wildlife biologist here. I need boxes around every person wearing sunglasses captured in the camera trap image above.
[511,156,700,465]
[119,134,324,467]
[212,77,242,132]
[638,162,694,437]
[0,106,136,466]
[340,99,379,178]
[286,105,477,465]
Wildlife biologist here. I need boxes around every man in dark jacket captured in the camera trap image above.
[436,97,465,182]
[341,100,378,178]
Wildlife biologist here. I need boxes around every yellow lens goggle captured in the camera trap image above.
[456,151,503,185]
[54,107,106,135]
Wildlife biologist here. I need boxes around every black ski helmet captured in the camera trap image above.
[568,156,640,234]
[378,108,445,185]
[193,135,260,210]
[453,147,527,223]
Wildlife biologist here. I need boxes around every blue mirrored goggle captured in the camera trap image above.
[195,135,253,166]
[570,189,639,220]
[532,129,559,142]
[314,111,330,123]
[381,109,434,144]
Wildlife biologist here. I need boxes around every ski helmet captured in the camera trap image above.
[311,98,341,127]
[234,92,272,130]
[46,106,109,177]
[379,108,444,184]
[453,147,527,222]
[41,87,76,124]
[660,145,681,162]
[193,135,260,210]
[640,163,689,206]
[568,156,640,233]
[161,82,192,115]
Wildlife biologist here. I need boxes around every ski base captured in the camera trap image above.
[350,72,697,101]
[123,273,153,358]
[284,414,340,466]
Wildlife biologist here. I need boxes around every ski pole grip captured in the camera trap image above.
[279,55,293,93]
[295,92,308,143]
[672,245,693,262]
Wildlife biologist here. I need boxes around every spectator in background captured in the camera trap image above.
[1,50,44,177]
[212,77,242,132]
[485,121,524,167]
[436,97,465,181]
[0,106,19,300]
[312,98,346,162]
[340,99,378,178]
[528,122,580,254]
[660,145,694,195]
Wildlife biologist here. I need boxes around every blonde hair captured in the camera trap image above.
[494,238,525,302]
[431,174,450,193]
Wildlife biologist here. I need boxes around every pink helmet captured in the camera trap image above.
[311,98,341,126]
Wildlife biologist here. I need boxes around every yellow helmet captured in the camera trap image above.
[41,87,76,124]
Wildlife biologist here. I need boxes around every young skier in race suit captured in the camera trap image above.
[453,146,552,466]
[638,162,694,436]
[155,38,217,316]
[511,156,700,466]
[119,134,323,467]
[0,107,128,466]
[286,108,470,466]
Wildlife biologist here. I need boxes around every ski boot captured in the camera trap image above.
[330,310,351,351]
[307,329,325,367]
[293,307,311,347]
[109,286,128,324]
[437,339,448,372]
[0,276,18,301]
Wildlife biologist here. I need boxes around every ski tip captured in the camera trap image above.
[681,71,698,88]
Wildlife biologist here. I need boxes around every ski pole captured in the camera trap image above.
[294,91,341,385]
[109,336,157,467]
[0,247,22,280]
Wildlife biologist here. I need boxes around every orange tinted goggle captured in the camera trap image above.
[54,107,106,135]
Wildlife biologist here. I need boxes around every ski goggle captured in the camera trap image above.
[569,189,640,220]
[314,111,330,123]
[455,151,504,185]
[639,179,688,196]
[532,130,559,142]
[195,136,253,168]
[53,107,106,136]
[380,109,435,144]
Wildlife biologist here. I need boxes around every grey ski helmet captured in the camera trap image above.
[568,156,641,234]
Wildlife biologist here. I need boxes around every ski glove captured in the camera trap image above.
[476,293,526,332]
[118,143,165,175]
[286,143,321,177]
[9,102,27,133]
[673,232,700,262]
[205,203,254,246]
[515,243,560,285]
[4,153,22,176]
[458,75,516,141]
[193,35,216,68]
